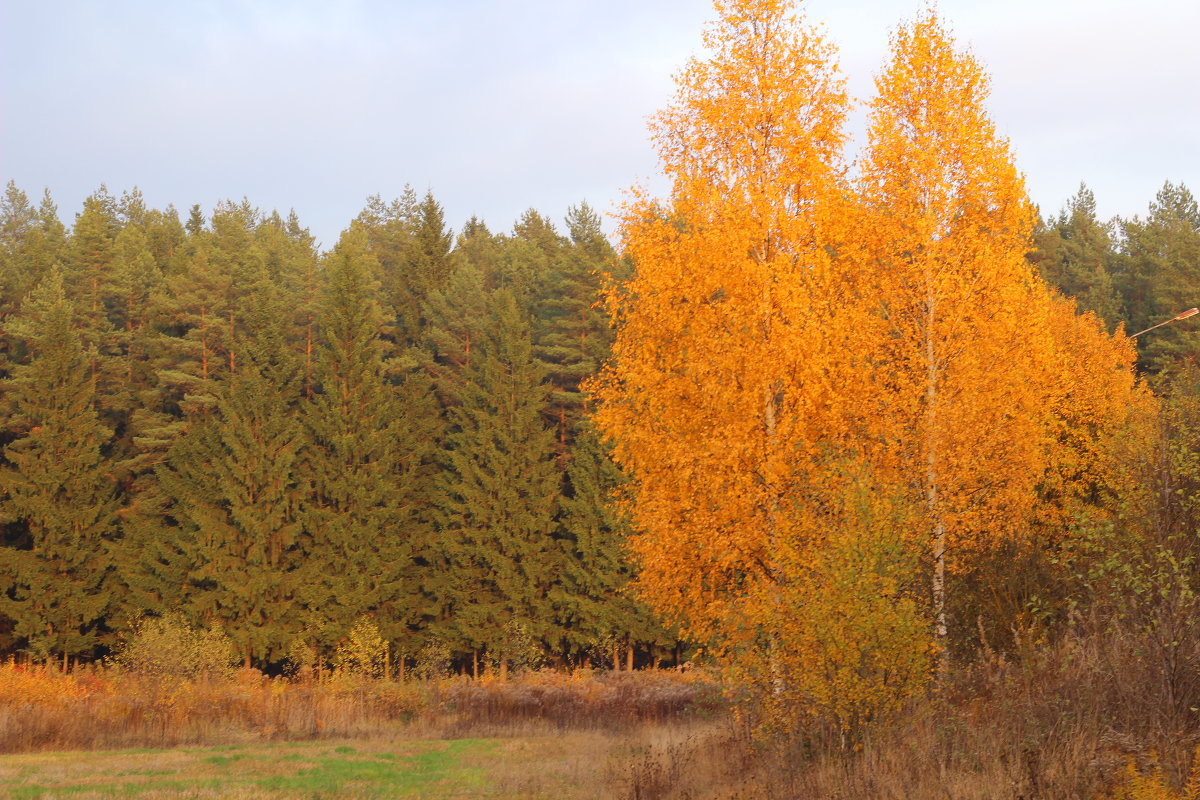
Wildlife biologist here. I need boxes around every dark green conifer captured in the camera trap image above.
[155,270,306,665]
[0,270,117,660]
[1032,185,1121,330]
[299,226,437,650]
[553,421,668,660]
[1116,182,1200,372]
[437,287,560,663]
[534,203,619,447]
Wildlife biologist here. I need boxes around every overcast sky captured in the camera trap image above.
[2,0,1197,250]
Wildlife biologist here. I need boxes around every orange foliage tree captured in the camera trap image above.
[850,12,1151,669]
[592,0,851,644]
[595,0,1150,728]
[591,0,930,733]
[849,11,1049,670]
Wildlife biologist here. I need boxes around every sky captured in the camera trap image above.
[2,0,1197,250]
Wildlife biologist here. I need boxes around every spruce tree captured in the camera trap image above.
[437,287,560,665]
[554,421,665,659]
[1032,184,1121,329]
[299,226,437,651]
[0,270,117,660]
[155,270,307,665]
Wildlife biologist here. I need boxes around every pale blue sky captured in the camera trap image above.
[2,0,1197,249]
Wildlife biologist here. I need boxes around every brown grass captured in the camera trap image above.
[0,664,721,755]
[5,618,1198,800]
[607,621,1200,800]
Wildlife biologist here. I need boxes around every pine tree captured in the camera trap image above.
[0,270,117,661]
[0,185,66,377]
[1116,181,1200,372]
[155,201,265,418]
[534,203,619,448]
[66,187,121,323]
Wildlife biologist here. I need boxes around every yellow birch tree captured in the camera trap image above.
[592,0,851,642]
[850,11,1047,672]
[849,11,1152,670]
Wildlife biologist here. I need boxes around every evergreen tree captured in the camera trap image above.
[1116,181,1200,372]
[185,204,206,237]
[0,185,66,376]
[255,210,320,397]
[66,187,121,322]
[1032,184,1121,329]
[437,287,560,666]
[141,205,187,276]
[554,421,665,659]
[155,270,307,665]
[299,226,437,650]
[0,270,117,660]
[534,203,619,447]
[503,209,562,311]
[156,201,263,417]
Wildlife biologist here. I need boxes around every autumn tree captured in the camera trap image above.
[593,0,856,665]
[850,11,1051,671]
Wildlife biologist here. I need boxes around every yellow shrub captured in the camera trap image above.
[1113,749,1200,800]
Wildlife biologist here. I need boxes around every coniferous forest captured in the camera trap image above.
[0,183,670,671]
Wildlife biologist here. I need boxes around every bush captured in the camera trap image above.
[490,620,546,676]
[111,614,236,681]
[413,638,451,681]
[332,618,388,679]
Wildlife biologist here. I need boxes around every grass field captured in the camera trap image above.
[0,724,719,800]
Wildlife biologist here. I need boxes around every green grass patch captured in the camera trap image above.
[0,737,502,798]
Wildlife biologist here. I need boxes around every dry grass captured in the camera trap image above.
[605,622,1200,800]
[5,620,1199,800]
[0,664,721,755]
[0,723,734,799]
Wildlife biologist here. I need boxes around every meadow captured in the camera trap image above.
[3,638,1200,800]
[0,661,736,799]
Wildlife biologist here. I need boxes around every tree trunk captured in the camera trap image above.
[926,285,949,680]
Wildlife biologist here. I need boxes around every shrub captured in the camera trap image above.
[111,614,236,680]
[490,620,546,675]
[413,638,451,681]
[332,618,388,679]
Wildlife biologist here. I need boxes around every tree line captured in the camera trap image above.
[0,183,671,671]
[1034,180,1200,374]
[1,88,1197,686]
